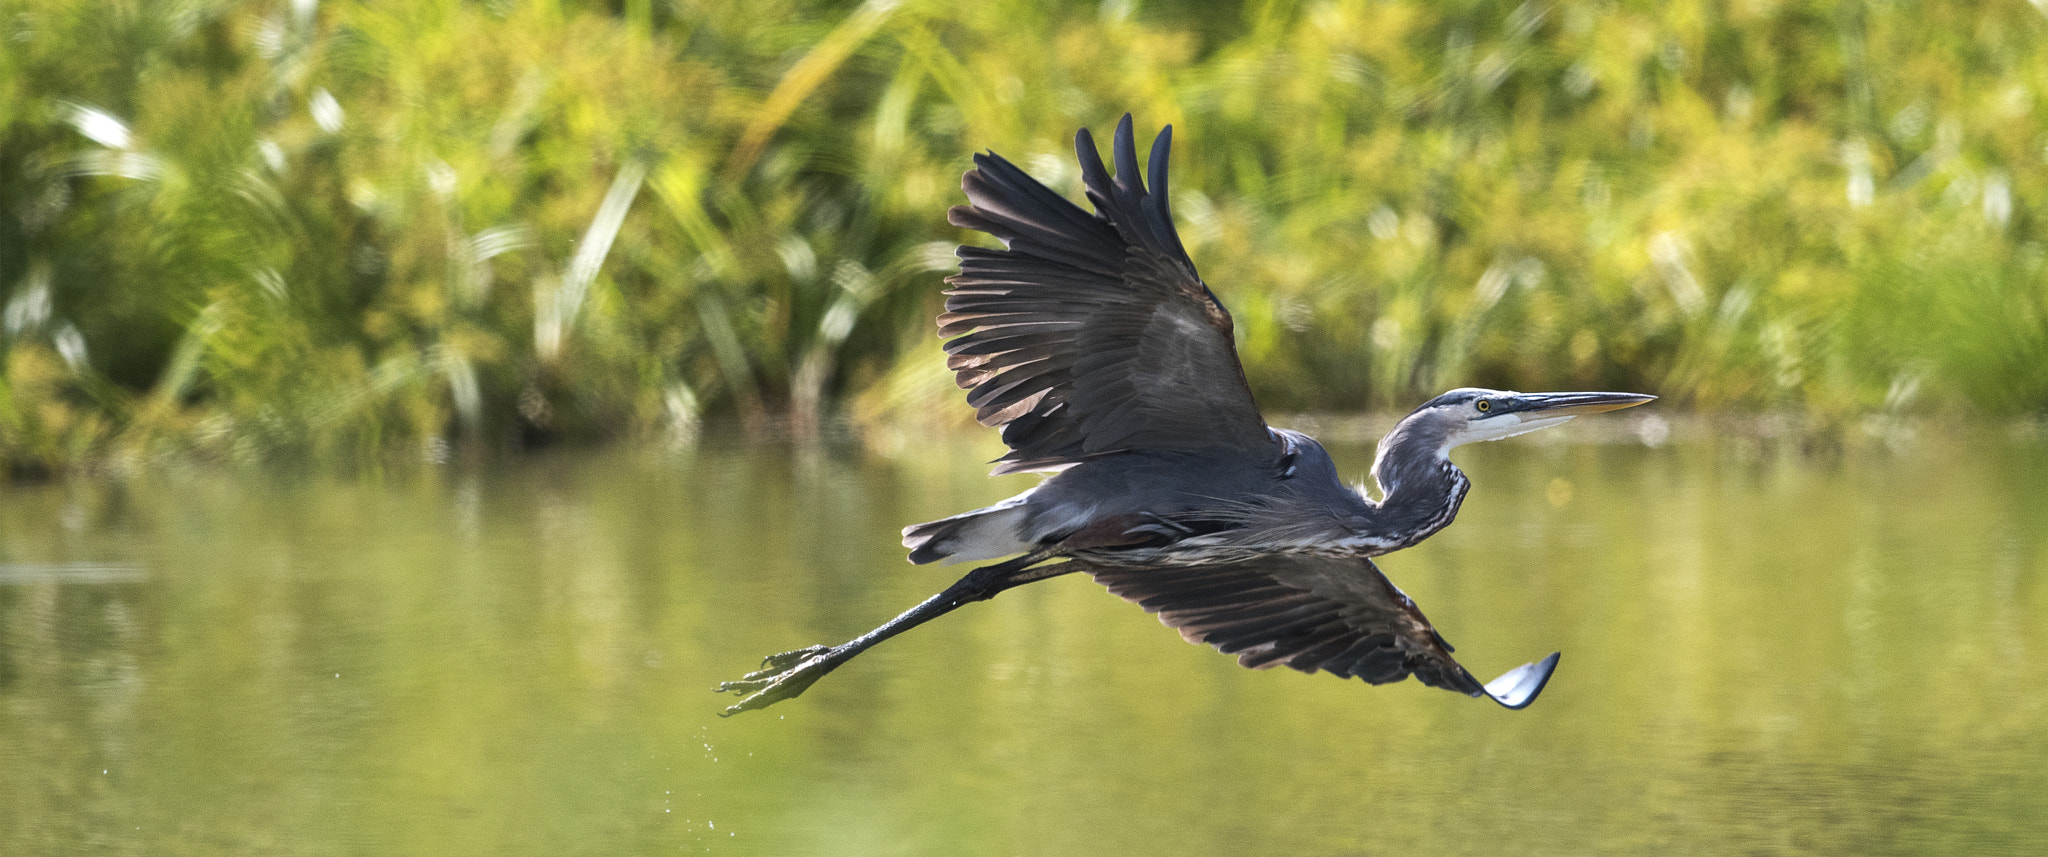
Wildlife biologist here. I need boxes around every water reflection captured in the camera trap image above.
[1,426,2044,855]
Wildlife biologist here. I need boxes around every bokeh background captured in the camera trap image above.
[8,4,2048,855]
[4,0,2045,473]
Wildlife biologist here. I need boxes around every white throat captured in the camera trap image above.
[1449,413,1577,448]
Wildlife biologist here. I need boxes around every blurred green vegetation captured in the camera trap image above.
[3,0,2045,473]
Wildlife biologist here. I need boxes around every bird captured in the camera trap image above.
[716,115,1652,716]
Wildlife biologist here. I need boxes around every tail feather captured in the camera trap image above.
[902,497,1033,565]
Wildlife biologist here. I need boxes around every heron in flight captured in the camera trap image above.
[718,115,1652,716]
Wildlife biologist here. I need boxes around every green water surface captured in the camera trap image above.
[3,423,2045,855]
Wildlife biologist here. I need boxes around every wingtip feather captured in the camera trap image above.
[1482,651,1561,710]
[1147,124,1173,200]
[1112,113,1143,198]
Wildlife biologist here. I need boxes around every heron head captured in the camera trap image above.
[1411,387,1656,449]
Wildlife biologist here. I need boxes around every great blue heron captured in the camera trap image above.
[717,115,1652,716]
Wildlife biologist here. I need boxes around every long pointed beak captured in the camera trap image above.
[1504,391,1656,417]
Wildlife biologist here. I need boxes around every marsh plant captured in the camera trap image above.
[3,0,2043,473]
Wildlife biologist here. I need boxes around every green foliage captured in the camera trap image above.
[2,0,2045,472]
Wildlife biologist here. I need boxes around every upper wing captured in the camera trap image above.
[1087,554,1559,709]
[943,114,1272,475]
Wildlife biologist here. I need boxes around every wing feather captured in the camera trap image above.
[1089,554,1555,703]
[943,114,1272,474]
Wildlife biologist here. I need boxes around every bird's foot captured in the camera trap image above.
[715,645,842,716]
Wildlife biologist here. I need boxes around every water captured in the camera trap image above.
[3,423,2046,855]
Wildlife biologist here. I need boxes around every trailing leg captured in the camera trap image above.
[715,553,1076,716]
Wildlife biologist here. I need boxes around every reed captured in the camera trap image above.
[2,0,2042,472]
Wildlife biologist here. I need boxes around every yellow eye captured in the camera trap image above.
[1476,399,1492,413]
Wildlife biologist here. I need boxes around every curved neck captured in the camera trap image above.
[1364,416,1472,550]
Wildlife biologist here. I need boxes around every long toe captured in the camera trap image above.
[758,645,830,672]
[715,647,845,716]
[714,676,770,694]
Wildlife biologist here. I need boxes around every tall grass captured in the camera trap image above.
[2,0,2044,473]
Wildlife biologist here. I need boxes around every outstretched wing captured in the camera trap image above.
[1088,554,1559,708]
[943,114,1272,475]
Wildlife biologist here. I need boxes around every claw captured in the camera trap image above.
[715,645,846,717]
